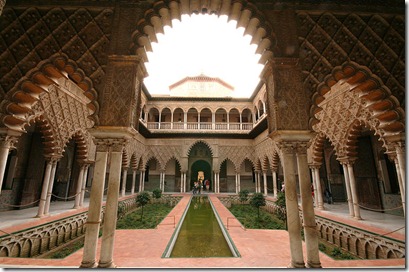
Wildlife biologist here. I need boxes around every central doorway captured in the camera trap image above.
[188,142,212,192]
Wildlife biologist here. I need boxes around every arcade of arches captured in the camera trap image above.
[0,0,405,269]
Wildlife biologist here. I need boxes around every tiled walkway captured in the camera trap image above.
[0,193,405,268]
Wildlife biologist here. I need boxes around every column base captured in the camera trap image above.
[98,260,117,268]
[354,216,363,220]
[80,261,98,268]
[307,261,322,268]
[288,261,305,268]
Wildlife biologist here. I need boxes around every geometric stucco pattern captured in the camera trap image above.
[0,7,113,97]
[254,137,279,171]
[143,145,183,171]
[31,81,94,158]
[298,12,405,119]
[218,145,255,172]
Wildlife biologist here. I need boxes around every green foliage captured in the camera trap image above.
[330,247,355,260]
[136,191,151,220]
[238,189,250,204]
[152,188,162,199]
[49,239,84,259]
[117,202,126,219]
[117,203,173,229]
[228,204,286,229]
[275,191,286,208]
[250,193,266,220]
[319,243,326,252]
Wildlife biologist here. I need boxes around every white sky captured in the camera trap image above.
[143,14,264,98]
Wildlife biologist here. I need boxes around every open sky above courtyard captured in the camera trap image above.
[143,14,264,98]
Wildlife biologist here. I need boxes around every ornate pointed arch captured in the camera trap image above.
[186,140,214,157]
[164,155,182,171]
[310,62,405,159]
[130,0,276,65]
[1,53,99,132]
[218,157,237,173]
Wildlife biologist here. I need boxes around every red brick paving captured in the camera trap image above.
[0,194,405,268]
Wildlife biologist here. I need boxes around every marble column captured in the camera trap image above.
[131,168,137,195]
[0,135,19,194]
[98,145,123,268]
[281,144,305,268]
[310,168,317,205]
[236,173,239,194]
[257,172,261,193]
[297,147,321,268]
[36,159,54,218]
[121,168,128,197]
[272,170,278,197]
[347,162,362,220]
[313,166,324,210]
[79,164,90,207]
[80,146,108,268]
[392,157,405,215]
[395,144,406,197]
[341,163,354,217]
[44,160,58,215]
[73,164,86,209]
[139,170,144,192]
[161,172,166,192]
[237,173,241,192]
[254,172,258,193]
[180,172,184,193]
[142,171,146,191]
[263,171,268,196]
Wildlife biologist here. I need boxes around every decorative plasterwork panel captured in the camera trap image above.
[218,145,255,172]
[0,7,113,96]
[31,79,94,157]
[298,12,405,120]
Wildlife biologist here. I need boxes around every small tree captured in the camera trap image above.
[250,192,266,220]
[136,191,150,221]
[152,188,162,202]
[239,189,250,204]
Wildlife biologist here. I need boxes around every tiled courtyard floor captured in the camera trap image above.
[0,194,405,269]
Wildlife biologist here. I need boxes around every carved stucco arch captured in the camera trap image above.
[0,53,99,132]
[217,157,236,173]
[309,62,405,163]
[164,155,182,171]
[186,140,214,157]
[131,0,276,65]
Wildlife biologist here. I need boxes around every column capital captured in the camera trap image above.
[0,134,20,149]
[337,157,357,165]
[93,138,129,153]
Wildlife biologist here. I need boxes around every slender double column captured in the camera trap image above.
[311,166,324,210]
[340,162,354,217]
[280,143,305,268]
[339,158,361,220]
[263,171,268,196]
[44,160,59,215]
[131,168,137,194]
[73,164,87,209]
[296,145,321,268]
[139,170,145,192]
[79,164,90,207]
[98,142,124,268]
[80,145,109,268]
[36,157,59,218]
[0,134,19,195]
[121,167,128,197]
[272,169,278,197]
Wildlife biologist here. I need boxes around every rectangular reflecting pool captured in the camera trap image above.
[163,195,239,258]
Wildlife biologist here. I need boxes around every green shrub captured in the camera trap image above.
[239,189,250,204]
[136,191,151,221]
[152,188,162,200]
[250,193,266,220]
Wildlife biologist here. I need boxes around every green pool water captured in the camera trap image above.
[169,196,234,258]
